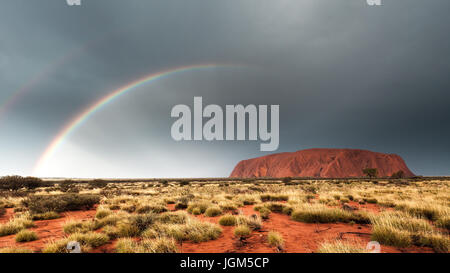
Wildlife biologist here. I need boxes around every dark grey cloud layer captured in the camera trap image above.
[0,0,449,177]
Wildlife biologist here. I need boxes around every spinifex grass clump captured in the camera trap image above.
[218,214,237,226]
[436,216,450,230]
[116,237,178,253]
[237,215,262,230]
[95,208,113,219]
[291,204,370,224]
[63,219,96,234]
[317,240,369,253]
[0,247,34,253]
[153,218,222,243]
[32,211,60,220]
[258,207,271,219]
[136,203,167,214]
[370,211,449,252]
[42,232,109,253]
[158,211,188,224]
[267,231,284,248]
[395,202,449,221]
[205,206,223,217]
[15,229,38,242]
[371,225,412,248]
[260,194,288,202]
[0,213,35,237]
[187,201,211,215]
[234,225,251,237]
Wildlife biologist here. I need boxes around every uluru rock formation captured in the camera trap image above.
[230,148,415,178]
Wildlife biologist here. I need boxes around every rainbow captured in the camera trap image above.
[32,64,240,175]
[0,29,119,123]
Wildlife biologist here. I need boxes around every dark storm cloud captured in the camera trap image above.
[0,0,449,176]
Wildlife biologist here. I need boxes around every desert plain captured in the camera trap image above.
[0,176,449,253]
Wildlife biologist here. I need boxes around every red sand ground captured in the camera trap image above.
[181,205,432,253]
[0,210,96,252]
[0,204,434,253]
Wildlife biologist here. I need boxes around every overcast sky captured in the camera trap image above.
[0,0,449,178]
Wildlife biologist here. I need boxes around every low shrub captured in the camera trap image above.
[0,176,43,191]
[24,194,100,214]
[88,179,108,188]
